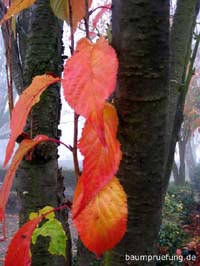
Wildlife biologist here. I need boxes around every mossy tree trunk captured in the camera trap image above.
[15,1,71,265]
[110,1,169,265]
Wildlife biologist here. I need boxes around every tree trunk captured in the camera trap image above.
[172,160,179,183]
[186,136,196,181]
[110,1,169,265]
[175,138,186,185]
[163,0,199,190]
[15,1,71,265]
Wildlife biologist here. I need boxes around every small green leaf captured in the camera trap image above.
[32,219,67,257]
[29,206,55,220]
[50,0,69,22]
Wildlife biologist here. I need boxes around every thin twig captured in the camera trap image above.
[68,0,81,180]
[88,5,111,16]
[73,113,81,180]
[183,33,200,98]
[68,0,74,55]
[84,0,90,39]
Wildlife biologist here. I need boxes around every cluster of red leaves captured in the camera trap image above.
[63,37,127,256]
[0,0,128,263]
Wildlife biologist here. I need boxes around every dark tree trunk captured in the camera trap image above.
[110,1,169,265]
[15,1,71,265]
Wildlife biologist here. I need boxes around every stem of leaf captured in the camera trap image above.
[48,137,73,152]
[103,251,112,266]
[40,203,72,220]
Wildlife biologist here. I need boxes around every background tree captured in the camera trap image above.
[110,0,200,265]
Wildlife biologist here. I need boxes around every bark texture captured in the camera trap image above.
[15,1,71,265]
[111,1,169,265]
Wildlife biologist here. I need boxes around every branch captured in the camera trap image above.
[88,5,111,16]
[0,0,24,95]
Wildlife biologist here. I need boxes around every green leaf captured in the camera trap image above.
[32,219,67,257]
[29,206,55,220]
[50,0,69,22]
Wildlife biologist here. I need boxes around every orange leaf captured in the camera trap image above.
[3,74,60,167]
[75,103,122,216]
[71,0,92,30]
[0,0,36,25]
[72,177,127,257]
[0,135,50,224]
[62,37,118,118]
[5,216,42,266]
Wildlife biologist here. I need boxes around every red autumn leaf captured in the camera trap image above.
[75,103,122,216]
[5,216,42,266]
[3,74,60,167]
[62,36,118,118]
[0,135,50,226]
[72,176,127,257]
[0,0,36,25]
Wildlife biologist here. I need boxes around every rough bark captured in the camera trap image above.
[15,1,71,265]
[110,1,169,265]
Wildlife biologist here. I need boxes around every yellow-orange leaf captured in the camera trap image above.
[3,74,60,167]
[0,135,50,223]
[0,0,36,25]
[72,177,127,257]
[75,103,122,216]
[62,37,118,119]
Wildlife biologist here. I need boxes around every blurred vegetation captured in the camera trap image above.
[158,183,196,265]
